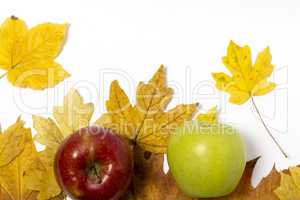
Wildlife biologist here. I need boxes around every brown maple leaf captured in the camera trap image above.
[200,158,280,200]
[120,147,194,200]
[274,166,300,200]
[120,152,282,200]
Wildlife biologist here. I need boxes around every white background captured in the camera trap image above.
[0,0,299,186]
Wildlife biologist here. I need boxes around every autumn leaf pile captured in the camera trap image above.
[0,16,299,200]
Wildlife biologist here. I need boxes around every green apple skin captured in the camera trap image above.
[167,121,246,198]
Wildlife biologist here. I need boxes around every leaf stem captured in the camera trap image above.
[0,72,7,80]
[251,97,288,158]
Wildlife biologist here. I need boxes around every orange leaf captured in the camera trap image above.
[121,155,283,200]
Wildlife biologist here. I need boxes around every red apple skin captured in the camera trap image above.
[55,126,133,200]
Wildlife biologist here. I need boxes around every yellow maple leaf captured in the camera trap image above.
[53,89,94,137]
[96,65,198,153]
[32,116,64,151]
[196,106,218,124]
[31,89,94,199]
[96,80,136,140]
[0,119,38,200]
[0,16,70,90]
[24,150,61,200]
[0,118,26,167]
[274,167,300,200]
[212,41,288,158]
[212,41,276,104]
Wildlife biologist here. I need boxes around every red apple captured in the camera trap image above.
[55,126,133,200]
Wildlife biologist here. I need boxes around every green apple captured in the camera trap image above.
[167,121,246,198]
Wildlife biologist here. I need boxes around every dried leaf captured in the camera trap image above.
[121,155,283,200]
[0,118,26,167]
[49,194,66,200]
[196,106,218,124]
[121,148,193,200]
[96,65,198,153]
[0,16,70,90]
[24,151,61,200]
[31,89,95,199]
[53,89,94,137]
[32,116,64,150]
[212,41,276,104]
[0,121,38,200]
[98,80,136,139]
[274,167,300,200]
[197,158,280,200]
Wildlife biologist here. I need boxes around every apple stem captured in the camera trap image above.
[86,162,102,183]
[92,165,101,180]
[62,194,67,200]
[0,72,6,80]
[251,97,288,158]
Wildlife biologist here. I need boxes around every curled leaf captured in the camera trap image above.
[196,106,218,124]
